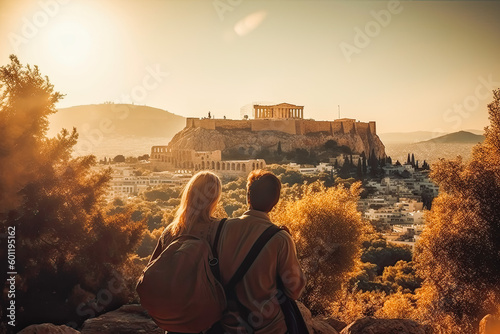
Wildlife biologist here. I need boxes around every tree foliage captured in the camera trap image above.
[361,238,412,275]
[0,56,146,330]
[271,181,368,314]
[414,89,500,333]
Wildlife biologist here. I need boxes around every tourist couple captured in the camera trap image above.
[148,169,306,333]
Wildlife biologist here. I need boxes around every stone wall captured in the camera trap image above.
[331,121,344,134]
[341,120,355,133]
[355,122,370,133]
[369,121,376,134]
[302,119,332,134]
[185,118,197,128]
[250,119,297,134]
[184,118,377,137]
[150,145,170,160]
[214,119,251,130]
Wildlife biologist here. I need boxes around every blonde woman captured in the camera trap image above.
[149,171,223,262]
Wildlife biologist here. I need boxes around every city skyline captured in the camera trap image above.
[1,0,499,134]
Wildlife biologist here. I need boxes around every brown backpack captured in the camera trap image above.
[136,219,227,333]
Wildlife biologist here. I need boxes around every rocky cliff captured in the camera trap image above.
[167,126,386,158]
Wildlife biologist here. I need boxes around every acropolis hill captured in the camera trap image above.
[153,103,386,170]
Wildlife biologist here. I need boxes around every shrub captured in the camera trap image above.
[271,181,367,314]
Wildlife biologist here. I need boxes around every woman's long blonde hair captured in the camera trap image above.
[170,171,222,235]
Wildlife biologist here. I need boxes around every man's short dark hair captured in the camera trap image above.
[247,170,281,212]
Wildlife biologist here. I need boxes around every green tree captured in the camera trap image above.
[279,168,305,186]
[0,56,146,330]
[369,149,379,177]
[113,154,126,163]
[277,141,282,155]
[356,158,363,180]
[382,260,422,293]
[324,139,338,150]
[415,89,500,334]
[361,238,412,275]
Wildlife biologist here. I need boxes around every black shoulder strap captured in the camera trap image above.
[210,218,227,282]
[225,224,282,290]
[212,217,227,258]
[221,225,284,333]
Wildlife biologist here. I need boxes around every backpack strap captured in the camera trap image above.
[209,218,228,282]
[212,218,227,258]
[225,224,282,290]
[224,224,283,332]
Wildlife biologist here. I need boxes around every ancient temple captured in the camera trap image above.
[253,103,304,119]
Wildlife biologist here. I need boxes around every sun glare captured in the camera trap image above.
[47,19,91,68]
[234,11,267,37]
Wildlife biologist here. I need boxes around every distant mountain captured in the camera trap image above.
[463,129,485,136]
[419,131,485,144]
[383,130,485,164]
[379,131,446,144]
[48,104,186,157]
[49,104,185,138]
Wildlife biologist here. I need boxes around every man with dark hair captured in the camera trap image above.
[217,170,306,333]
[246,170,281,213]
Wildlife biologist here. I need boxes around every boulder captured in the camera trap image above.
[323,318,348,333]
[340,317,431,334]
[297,301,338,334]
[80,304,163,334]
[18,323,80,334]
[479,314,500,334]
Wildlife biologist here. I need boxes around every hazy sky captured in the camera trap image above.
[1,0,499,133]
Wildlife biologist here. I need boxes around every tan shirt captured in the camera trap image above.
[218,210,306,334]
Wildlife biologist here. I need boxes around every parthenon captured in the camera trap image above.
[254,103,304,119]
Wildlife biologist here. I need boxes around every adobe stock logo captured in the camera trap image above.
[442,75,499,130]
[8,0,71,53]
[213,0,243,21]
[339,0,403,63]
